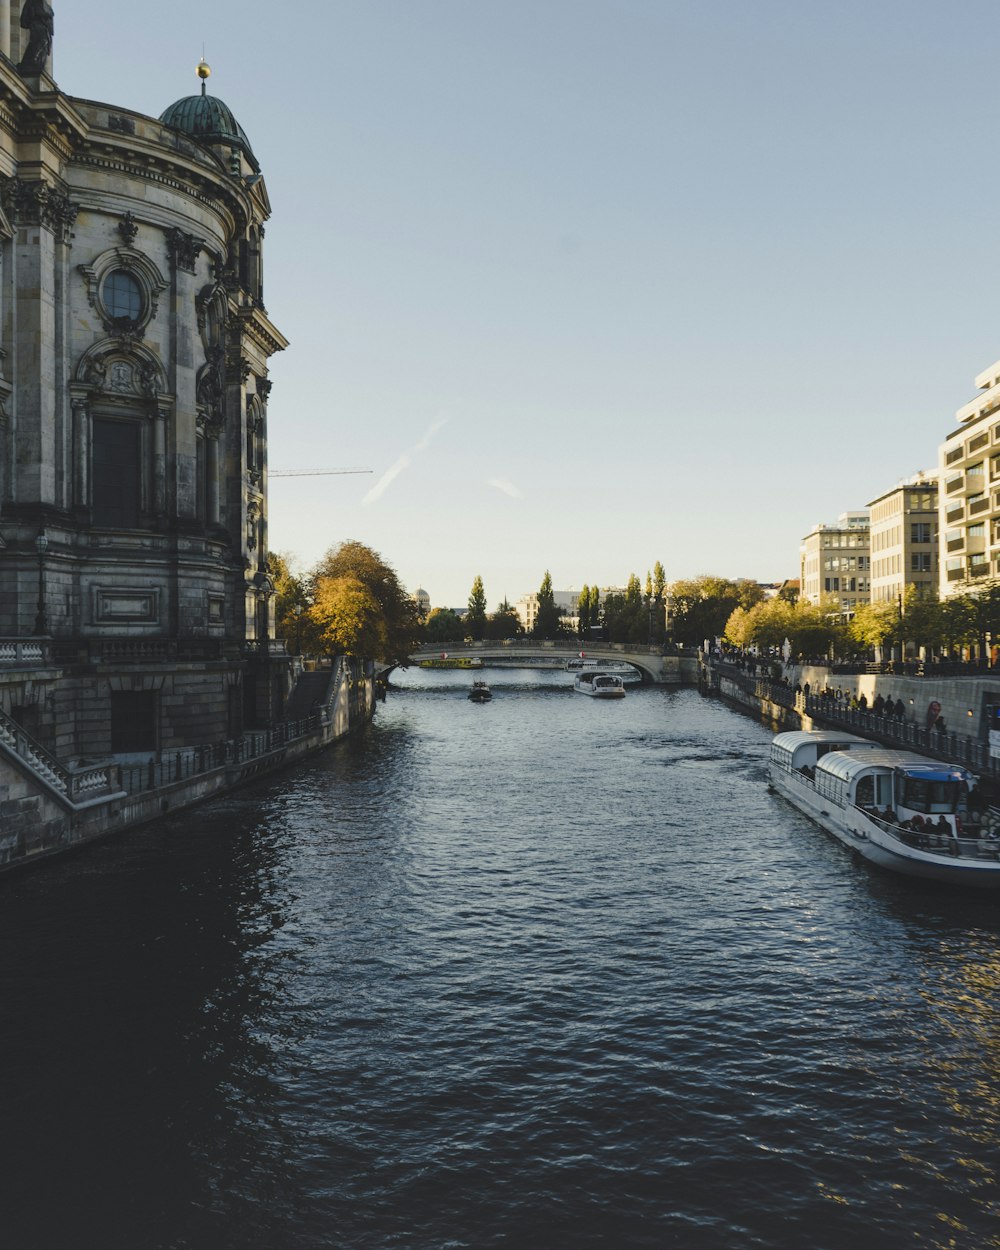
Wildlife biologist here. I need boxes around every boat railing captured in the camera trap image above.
[856,806,1000,862]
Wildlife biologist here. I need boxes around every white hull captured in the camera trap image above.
[574,673,626,698]
[769,766,1000,888]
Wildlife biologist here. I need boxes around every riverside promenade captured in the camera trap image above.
[701,656,1000,784]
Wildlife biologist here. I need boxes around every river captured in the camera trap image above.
[1,670,998,1249]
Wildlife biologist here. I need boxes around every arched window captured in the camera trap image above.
[102,269,143,324]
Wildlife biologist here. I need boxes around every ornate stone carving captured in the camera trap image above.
[0,177,78,241]
[84,356,107,391]
[246,501,260,550]
[167,227,202,275]
[257,377,272,400]
[196,345,225,428]
[109,361,133,393]
[108,114,136,136]
[138,359,159,399]
[118,212,138,245]
[226,351,251,385]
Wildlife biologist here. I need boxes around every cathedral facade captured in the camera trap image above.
[0,5,290,767]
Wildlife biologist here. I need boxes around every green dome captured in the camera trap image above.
[159,91,260,173]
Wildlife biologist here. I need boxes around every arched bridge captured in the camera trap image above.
[386,640,699,685]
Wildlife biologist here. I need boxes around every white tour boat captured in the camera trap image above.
[768,730,1000,888]
[574,672,626,698]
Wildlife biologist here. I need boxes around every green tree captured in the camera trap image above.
[486,598,523,640]
[466,575,488,639]
[949,579,1000,659]
[310,541,420,664]
[424,607,464,643]
[899,586,946,657]
[268,551,310,655]
[532,570,563,638]
[848,601,900,655]
[577,584,592,635]
[652,561,666,601]
[670,576,765,647]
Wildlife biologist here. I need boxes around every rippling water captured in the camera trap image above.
[2,672,999,1249]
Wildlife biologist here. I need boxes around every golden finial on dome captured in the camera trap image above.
[196,59,211,94]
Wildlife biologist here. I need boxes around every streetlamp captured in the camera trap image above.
[33,528,48,636]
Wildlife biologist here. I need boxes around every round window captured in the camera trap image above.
[103,270,143,321]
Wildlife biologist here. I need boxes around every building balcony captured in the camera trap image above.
[945,501,965,523]
[956,389,1000,425]
[945,474,964,495]
[946,536,965,553]
[969,496,991,515]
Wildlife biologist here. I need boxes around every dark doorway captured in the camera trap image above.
[110,690,157,752]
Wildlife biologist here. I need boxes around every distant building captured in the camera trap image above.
[938,356,1000,595]
[867,474,938,605]
[514,589,579,634]
[799,511,871,620]
[412,587,431,617]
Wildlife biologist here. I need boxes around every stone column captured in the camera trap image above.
[206,434,219,525]
[71,396,87,506]
[152,404,167,518]
[0,3,10,62]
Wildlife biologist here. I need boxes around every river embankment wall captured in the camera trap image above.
[701,658,1000,781]
[0,658,375,874]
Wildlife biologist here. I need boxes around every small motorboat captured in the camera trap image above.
[469,680,492,702]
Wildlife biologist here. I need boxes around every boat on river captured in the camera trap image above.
[768,730,1000,888]
[469,680,492,703]
[574,672,626,698]
[419,655,483,669]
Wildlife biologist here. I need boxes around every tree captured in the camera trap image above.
[652,561,666,601]
[486,598,523,640]
[466,575,488,640]
[577,584,592,635]
[899,586,946,657]
[309,575,387,660]
[268,551,310,655]
[848,601,899,654]
[310,541,420,664]
[424,607,464,643]
[949,578,1000,659]
[532,570,563,638]
[670,576,765,646]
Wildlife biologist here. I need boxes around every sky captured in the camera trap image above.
[56,1,1000,610]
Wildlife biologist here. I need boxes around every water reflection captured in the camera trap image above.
[1,683,1000,1248]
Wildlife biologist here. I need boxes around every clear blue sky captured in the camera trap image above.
[58,1,999,610]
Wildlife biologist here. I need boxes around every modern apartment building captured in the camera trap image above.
[939,356,1000,595]
[867,474,938,605]
[799,511,871,620]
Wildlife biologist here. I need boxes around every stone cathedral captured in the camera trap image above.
[0,4,290,766]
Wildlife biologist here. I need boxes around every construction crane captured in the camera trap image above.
[269,468,373,478]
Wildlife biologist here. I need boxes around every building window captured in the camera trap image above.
[911,522,931,543]
[102,269,143,323]
[911,553,932,572]
[92,418,141,528]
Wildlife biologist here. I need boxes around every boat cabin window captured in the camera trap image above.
[855,771,892,808]
[897,774,965,815]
